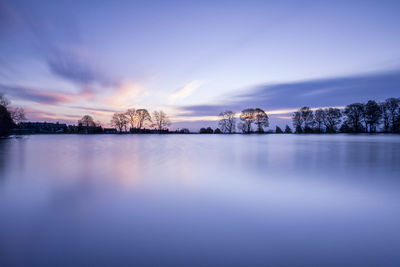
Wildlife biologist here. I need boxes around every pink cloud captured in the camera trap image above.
[0,84,97,105]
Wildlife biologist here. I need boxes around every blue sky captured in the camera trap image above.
[1,0,400,130]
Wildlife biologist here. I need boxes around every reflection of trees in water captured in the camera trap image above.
[0,139,10,182]
[0,138,27,183]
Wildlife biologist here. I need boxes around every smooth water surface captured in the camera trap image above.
[1,135,400,266]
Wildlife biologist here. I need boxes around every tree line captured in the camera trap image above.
[2,91,400,136]
[77,108,171,133]
[0,94,26,137]
[215,107,289,134]
[1,93,173,136]
[215,97,400,134]
[292,97,400,133]
[110,108,170,133]
[216,108,270,133]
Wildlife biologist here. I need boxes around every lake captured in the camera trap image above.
[1,134,400,266]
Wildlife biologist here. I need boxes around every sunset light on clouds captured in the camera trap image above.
[1,0,400,130]
[2,2,400,266]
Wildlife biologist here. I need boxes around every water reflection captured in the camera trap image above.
[0,139,9,181]
[0,135,399,266]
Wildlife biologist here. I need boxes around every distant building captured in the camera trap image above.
[68,125,79,133]
[19,122,68,134]
[15,121,171,135]
[104,128,117,134]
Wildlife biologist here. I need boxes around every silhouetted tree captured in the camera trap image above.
[180,128,190,134]
[314,109,325,133]
[254,108,269,133]
[364,100,382,133]
[135,109,151,129]
[214,128,222,134]
[323,108,342,133]
[275,126,283,133]
[239,108,256,133]
[199,128,207,134]
[218,110,236,133]
[206,127,214,133]
[0,93,10,108]
[343,103,365,133]
[111,112,128,132]
[301,107,314,130]
[385,98,400,133]
[304,126,314,133]
[340,121,351,133]
[125,108,136,129]
[397,112,400,133]
[292,111,303,132]
[79,115,96,127]
[0,105,15,137]
[152,110,171,133]
[380,101,391,133]
[292,107,313,133]
[9,107,26,124]
[0,93,26,126]
[284,125,292,133]
[295,125,303,134]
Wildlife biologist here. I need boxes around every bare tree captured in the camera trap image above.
[343,103,365,133]
[152,110,171,132]
[254,108,269,133]
[218,110,236,133]
[135,109,151,129]
[111,112,128,132]
[323,108,342,133]
[292,111,303,132]
[300,107,314,132]
[237,122,246,134]
[364,100,382,133]
[0,93,10,107]
[79,115,96,127]
[0,93,26,126]
[314,109,325,132]
[10,107,26,124]
[292,107,313,132]
[380,101,390,133]
[125,108,136,129]
[385,98,400,133]
[239,108,256,133]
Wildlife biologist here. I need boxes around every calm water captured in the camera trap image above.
[1,134,400,266]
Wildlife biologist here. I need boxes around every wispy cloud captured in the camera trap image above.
[176,104,226,117]
[235,70,400,109]
[0,1,121,95]
[0,83,96,105]
[23,107,79,124]
[46,48,118,88]
[0,84,74,105]
[169,80,204,103]
[179,70,400,118]
[68,106,118,113]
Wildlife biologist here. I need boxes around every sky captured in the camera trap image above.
[1,0,400,130]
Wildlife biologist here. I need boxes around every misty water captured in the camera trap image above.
[0,134,400,266]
